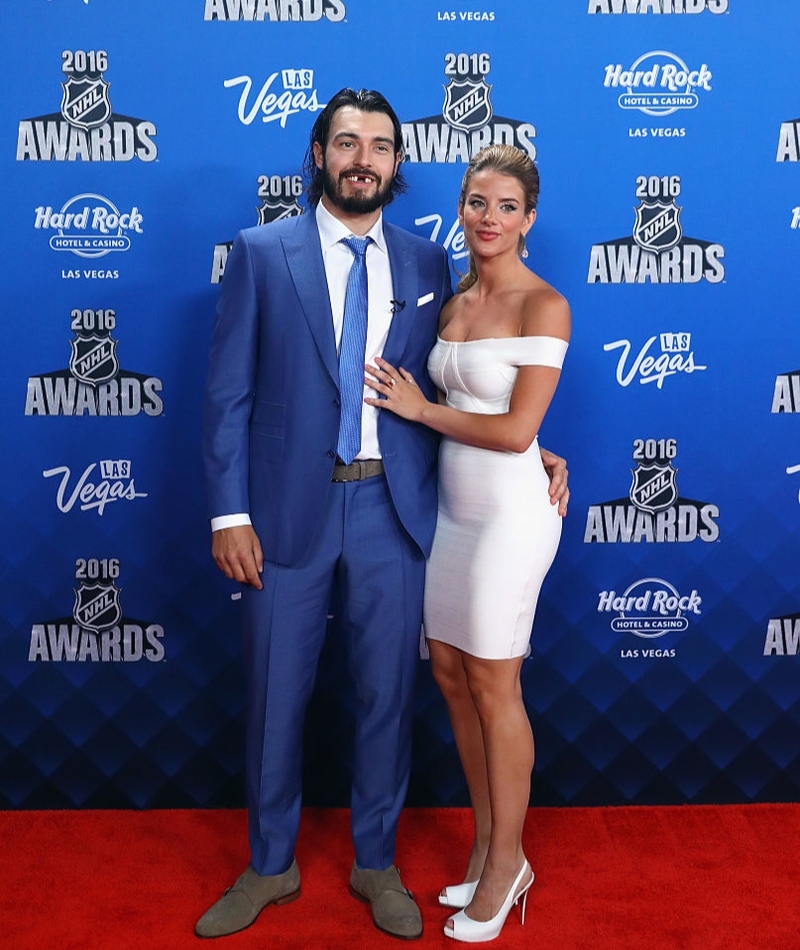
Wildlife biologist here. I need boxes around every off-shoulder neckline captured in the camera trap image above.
[436,334,567,345]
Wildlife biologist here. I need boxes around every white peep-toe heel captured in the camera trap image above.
[444,860,533,943]
[438,880,479,908]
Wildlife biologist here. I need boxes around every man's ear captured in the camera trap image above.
[313,140,323,170]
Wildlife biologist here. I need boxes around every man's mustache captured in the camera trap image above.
[338,166,383,186]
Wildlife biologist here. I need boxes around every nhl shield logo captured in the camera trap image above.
[61,75,112,131]
[69,334,119,386]
[256,198,303,227]
[633,200,682,253]
[73,582,122,634]
[442,79,493,133]
[629,462,678,513]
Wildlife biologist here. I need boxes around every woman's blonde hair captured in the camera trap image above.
[456,144,540,293]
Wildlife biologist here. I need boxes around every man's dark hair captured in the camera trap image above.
[303,87,408,207]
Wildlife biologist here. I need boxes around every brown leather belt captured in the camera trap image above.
[331,457,385,482]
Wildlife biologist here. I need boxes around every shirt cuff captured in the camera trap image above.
[211,513,252,532]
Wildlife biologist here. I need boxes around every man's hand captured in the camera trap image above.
[212,525,264,590]
[539,447,569,517]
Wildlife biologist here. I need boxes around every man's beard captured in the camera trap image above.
[322,162,395,215]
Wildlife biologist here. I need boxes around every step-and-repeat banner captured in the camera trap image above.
[2,0,799,809]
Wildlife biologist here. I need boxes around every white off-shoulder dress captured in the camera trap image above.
[423,335,568,659]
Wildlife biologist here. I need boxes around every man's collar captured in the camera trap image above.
[315,200,387,253]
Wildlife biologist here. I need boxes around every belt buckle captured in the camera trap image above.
[332,459,355,483]
[331,458,381,482]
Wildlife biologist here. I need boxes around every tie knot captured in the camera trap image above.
[341,235,371,259]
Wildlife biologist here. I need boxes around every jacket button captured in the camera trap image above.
[327,450,336,459]
[333,398,341,408]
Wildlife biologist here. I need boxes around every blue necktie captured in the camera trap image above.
[336,236,371,464]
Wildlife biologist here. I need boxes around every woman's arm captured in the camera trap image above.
[366,361,560,453]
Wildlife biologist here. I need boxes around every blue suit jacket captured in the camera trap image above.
[203,210,453,565]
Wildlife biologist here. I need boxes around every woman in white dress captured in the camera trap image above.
[364,144,570,943]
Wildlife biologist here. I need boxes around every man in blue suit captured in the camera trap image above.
[198,88,567,940]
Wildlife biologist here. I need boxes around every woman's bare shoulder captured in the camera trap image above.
[438,291,467,332]
[520,278,570,341]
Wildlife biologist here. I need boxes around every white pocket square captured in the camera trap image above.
[417,292,435,307]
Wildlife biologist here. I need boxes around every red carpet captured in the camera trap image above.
[2,805,799,949]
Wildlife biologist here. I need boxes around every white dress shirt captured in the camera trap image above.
[211,202,396,532]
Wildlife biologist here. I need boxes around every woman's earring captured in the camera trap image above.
[521,243,529,259]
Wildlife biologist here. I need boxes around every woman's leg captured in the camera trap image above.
[458,654,534,922]
[429,639,491,883]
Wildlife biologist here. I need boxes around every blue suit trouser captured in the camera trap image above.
[241,474,426,875]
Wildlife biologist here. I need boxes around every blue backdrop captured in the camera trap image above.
[2,0,799,810]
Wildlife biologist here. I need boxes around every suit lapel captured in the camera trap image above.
[282,214,339,384]
[382,224,419,367]
[282,217,422,385]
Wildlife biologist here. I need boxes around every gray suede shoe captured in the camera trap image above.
[195,861,301,938]
[349,863,423,940]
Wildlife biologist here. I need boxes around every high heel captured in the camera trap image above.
[444,861,533,943]
[438,880,479,908]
